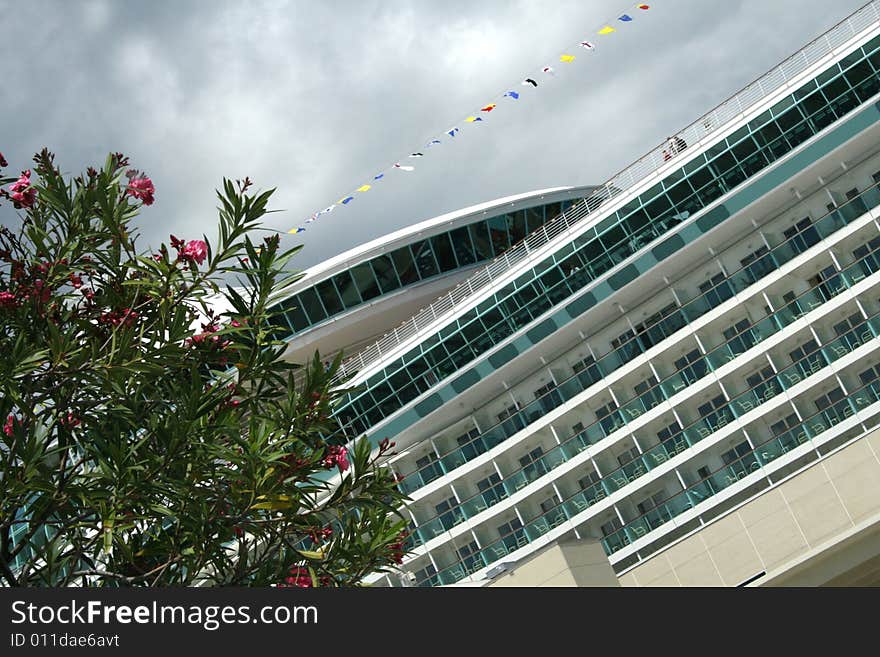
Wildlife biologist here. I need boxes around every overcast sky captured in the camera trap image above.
[0,0,871,269]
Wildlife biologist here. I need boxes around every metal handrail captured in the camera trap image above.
[334,1,880,382]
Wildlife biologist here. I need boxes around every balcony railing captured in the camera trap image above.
[418,355,880,586]
[405,293,880,552]
[395,182,880,494]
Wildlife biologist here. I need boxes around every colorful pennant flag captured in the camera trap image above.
[287,1,659,236]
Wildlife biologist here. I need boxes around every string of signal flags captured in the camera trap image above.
[287,3,655,236]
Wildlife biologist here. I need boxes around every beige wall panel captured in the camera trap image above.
[672,552,724,587]
[745,507,809,570]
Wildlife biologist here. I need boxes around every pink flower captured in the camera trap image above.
[322,445,349,472]
[3,414,14,437]
[7,170,36,209]
[126,174,155,205]
[180,240,208,265]
[0,291,18,309]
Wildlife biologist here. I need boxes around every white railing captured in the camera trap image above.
[333,1,880,382]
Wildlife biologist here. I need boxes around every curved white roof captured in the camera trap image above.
[277,185,596,299]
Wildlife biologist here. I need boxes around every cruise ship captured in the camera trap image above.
[275,1,880,586]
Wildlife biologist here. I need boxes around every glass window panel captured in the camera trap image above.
[351,262,381,301]
[298,287,327,324]
[431,233,458,272]
[391,246,419,285]
[315,279,344,315]
[686,166,713,191]
[450,226,477,266]
[599,225,627,252]
[770,95,794,116]
[411,240,440,279]
[775,107,804,132]
[487,216,510,256]
[284,296,310,332]
[333,271,361,308]
[525,206,544,233]
[821,76,850,103]
[731,136,759,162]
[469,221,494,260]
[665,179,695,205]
[844,60,872,87]
[509,210,529,244]
[371,254,400,294]
[544,202,563,219]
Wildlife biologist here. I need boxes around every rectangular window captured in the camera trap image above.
[634,375,663,411]
[315,279,345,315]
[595,400,623,436]
[783,217,820,255]
[740,245,776,283]
[573,355,603,388]
[789,338,825,377]
[297,287,327,324]
[853,235,880,277]
[770,413,799,436]
[498,403,525,437]
[431,233,458,272]
[370,254,401,294]
[450,226,477,266]
[390,247,419,286]
[723,318,757,356]
[333,270,362,307]
[416,451,443,485]
[698,272,734,308]
[477,472,505,505]
[578,470,600,490]
[746,365,780,400]
[410,240,440,279]
[721,440,751,465]
[674,348,708,385]
[616,445,640,467]
[497,517,525,552]
[436,496,462,531]
[534,381,563,415]
[600,516,623,537]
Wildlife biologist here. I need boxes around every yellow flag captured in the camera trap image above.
[356,184,371,192]
[560,54,576,63]
[598,26,616,35]
[465,116,479,123]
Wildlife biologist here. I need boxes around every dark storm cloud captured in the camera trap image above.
[0,0,870,269]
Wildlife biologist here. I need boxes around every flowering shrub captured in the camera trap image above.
[0,149,409,587]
